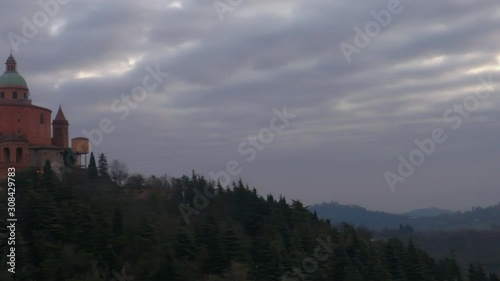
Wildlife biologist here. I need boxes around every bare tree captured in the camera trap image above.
[145,175,164,188]
[124,173,146,188]
[110,159,129,186]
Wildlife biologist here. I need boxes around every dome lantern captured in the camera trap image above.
[0,54,28,88]
[5,54,17,72]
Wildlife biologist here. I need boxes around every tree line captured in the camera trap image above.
[0,155,498,281]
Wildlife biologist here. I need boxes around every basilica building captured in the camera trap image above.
[0,54,85,179]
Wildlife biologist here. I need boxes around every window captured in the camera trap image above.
[40,113,44,124]
[0,92,4,98]
[16,148,23,163]
[13,92,17,99]
[24,93,27,99]
[3,148,10,163]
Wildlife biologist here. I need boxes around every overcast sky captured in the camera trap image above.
[1,0,499,213]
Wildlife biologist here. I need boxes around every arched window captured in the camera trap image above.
[16,148,23,163]
[40,113,45,124]
[3,148,10,163]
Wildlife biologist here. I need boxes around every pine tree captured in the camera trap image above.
[202,216,228,275]
[112,205,123,237]
[97,153,110,179]
[71,203,97,251]
[405,240,426,281]
[249,237,279,281]
[88,152,98,179]
[174,230,196,261]
[469,263,489,281]
[344,266,363,281]
[223,223,242,262]
[42,159,57,190]
[490,273,500,281]
[154,246,177,280]
[5,170,499,281]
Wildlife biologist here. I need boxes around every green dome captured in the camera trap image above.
[0,72,28,88]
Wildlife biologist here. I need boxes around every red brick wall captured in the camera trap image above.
[0,104,52,145]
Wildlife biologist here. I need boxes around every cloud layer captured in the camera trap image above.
[1,0,499,212]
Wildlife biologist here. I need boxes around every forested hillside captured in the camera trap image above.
[376,229,500,276]
[0,161,498,281]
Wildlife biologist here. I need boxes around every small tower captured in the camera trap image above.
[52,106,69,148]
[5,53,17,72]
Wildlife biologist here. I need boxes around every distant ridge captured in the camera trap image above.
[310,201,408,229]
[404,207,452,218]
[311,201,500,231]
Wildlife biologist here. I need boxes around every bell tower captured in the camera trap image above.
[52,106,69,148]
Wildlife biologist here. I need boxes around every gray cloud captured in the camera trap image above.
[1,0,499,212]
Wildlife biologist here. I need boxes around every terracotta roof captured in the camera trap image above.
[54,105,67,121]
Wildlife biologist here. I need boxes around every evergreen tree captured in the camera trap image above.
[404,240,426,281]
[41,159,57,192]
[112,204,123,237]
[2,170,498,281]
[469,263,489,281]
[97,153,110,179]
[174,230,196,261]
[490,273,500,281]
[223,223,243,262]
[249,237,279,281]
[344,266,363,281]
[88,152,98,179]
[201,216,228,275]
[154,246,177,280]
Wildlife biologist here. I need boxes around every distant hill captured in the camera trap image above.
[404,207,452,218]
[310,201,409,229]
[311,201,500,231]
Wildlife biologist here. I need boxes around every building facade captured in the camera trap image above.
[0,54,74,179]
